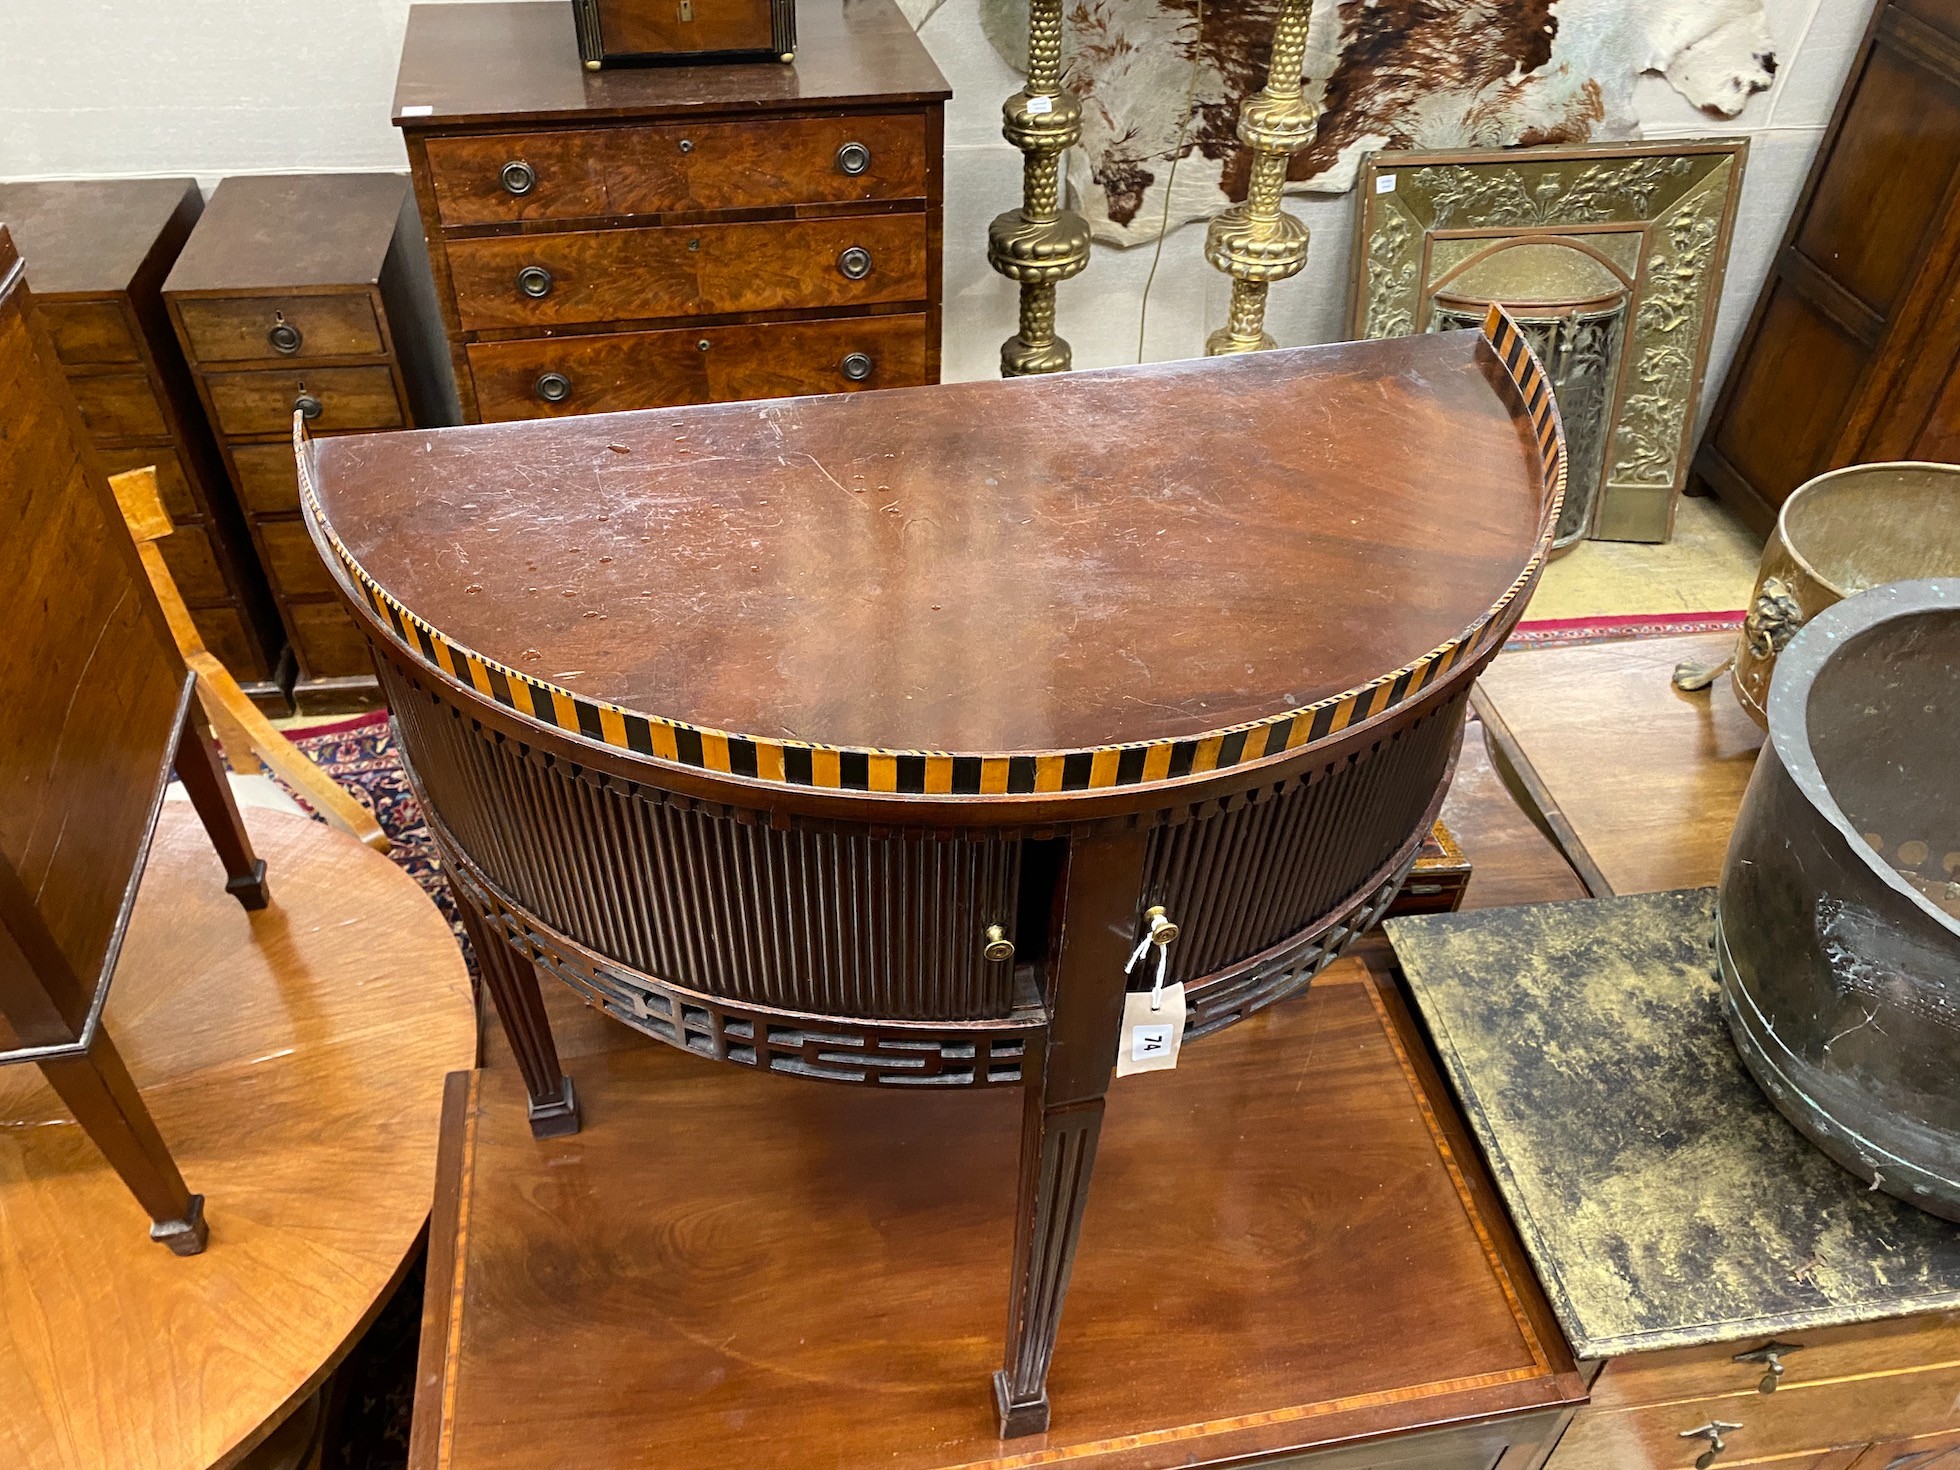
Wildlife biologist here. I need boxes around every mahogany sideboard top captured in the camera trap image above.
[0,178,287,705]
[306,329,1549,767]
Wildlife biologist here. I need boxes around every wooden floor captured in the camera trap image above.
[0,807,476,1470]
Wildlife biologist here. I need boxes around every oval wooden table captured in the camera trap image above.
[0,805,475,1470]
[302,309,1565,1434]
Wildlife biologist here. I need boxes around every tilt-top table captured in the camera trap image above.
[300,309,1564,1433]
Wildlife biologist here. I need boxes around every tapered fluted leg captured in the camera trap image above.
[173,704,268,910]
[451,879,579,1138]
[41,1028,207,1254]
[995,832,1148,1437]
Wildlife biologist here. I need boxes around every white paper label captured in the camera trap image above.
[1115,984,1186,1076]
[400,104,434,117]
[1026,95,1054,115]
[1374,172,1397,194]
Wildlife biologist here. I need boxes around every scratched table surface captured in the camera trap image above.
[1389,888,1960,1360]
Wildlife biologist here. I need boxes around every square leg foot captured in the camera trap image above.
[225,860,271,911]
[527,1075,581,1139]
[150,1194,209,1256]
[993,1370,1049,1439]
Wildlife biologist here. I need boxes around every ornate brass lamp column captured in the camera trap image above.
[989,0,1090,376]
[1204,0,1320,355]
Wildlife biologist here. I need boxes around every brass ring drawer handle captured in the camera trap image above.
[839,352,874,382]
[268,320,303,355]
[500,160,536,196]
[837,246,873,281]
[517,265,554,299]
[836,141,871,176]
[294,393,324,422]
[535,372,572,404]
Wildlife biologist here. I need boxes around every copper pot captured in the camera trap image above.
[1675,462,1960,723]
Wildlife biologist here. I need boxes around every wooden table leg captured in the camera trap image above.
[40,1027,208,1254]
[995,831,1147,1438]
[450,877,580,1139]
[173,704,269,911]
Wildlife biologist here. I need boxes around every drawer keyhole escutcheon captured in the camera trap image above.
[840,352,874,382]
[517,265,554,299]
[688,238,701,252]
[836,141,871,176]
[294,391,323,422]
[1733,1340,1804,1394]
[678,0,693,21]
[500,160,536,196]
[983,926,1015,963]
[697,339,711,352]
[268,315,302,355]
[678,138,694,154]
[536,372,572,404]
[1679,1421,1742,1470]
[838,246,873,281]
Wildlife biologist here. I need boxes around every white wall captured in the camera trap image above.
[1,0,1873,395]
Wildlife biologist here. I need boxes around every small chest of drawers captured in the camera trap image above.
[164,174,458,712]
[393,0,948,424]
[0,179,289,709]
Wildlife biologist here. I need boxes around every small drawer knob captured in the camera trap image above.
[294,393,323,422]
[267,319,303,355]
[678,138,694,154]
[535,372,572,404]
[835,141,871,176]
[517,265,554,299]
[983,925,1015,963]
[837,246,873,281]
[500,159,537,196]
[839,351,874,382]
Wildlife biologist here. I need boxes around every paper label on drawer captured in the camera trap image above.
[1027,95,1054,115]
[1116,984,1185,1076]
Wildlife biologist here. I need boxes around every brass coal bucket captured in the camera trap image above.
[1676,462,1960,722]
[1717,580,1960,1219]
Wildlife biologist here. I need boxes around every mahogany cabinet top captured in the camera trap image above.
[392,0,950,129]
[307,325,1560,774]
[0,178,199,297]
[162,174,410,294]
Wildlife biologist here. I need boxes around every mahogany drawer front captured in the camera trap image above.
[424,113,930,227]
[203,365,403,437]
[1591,1312,1960,1409]
[42,300,141,365]
[288,598,372,679]
[446,214,928,332]
[467,313,931,420]
[176,293,385,364]
[229,441,301,515]
[67,371,169,441]
[98,445,196,521]
[1546,1356,1960,1468]
[258,518,335,599]
[155,524,229,605]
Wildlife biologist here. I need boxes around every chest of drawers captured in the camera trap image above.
[163,174,458,712]
[0,179,289,711]
[393,0,947,424]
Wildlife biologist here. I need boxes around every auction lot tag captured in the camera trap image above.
[1116,984,1186,1076]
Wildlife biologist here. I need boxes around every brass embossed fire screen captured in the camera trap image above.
[1348,140,1745,545]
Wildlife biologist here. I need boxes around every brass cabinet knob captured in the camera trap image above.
[293,392,323,422]
[517,265,554,299]
[500,159,536,196]
[267,319,302,355]
[983,925,1015,963]
[837,246,873,281]
[839,352,874,382]
[1733,1340,1804,1394]
[1143,904,1180,945]
[535,372,572,404]
[835,141,871,176]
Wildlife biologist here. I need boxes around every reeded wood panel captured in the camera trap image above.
[425,113,930,227]
[386,663,1023,1022]
[1146,695,1467,985]
[446,214,929,331]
